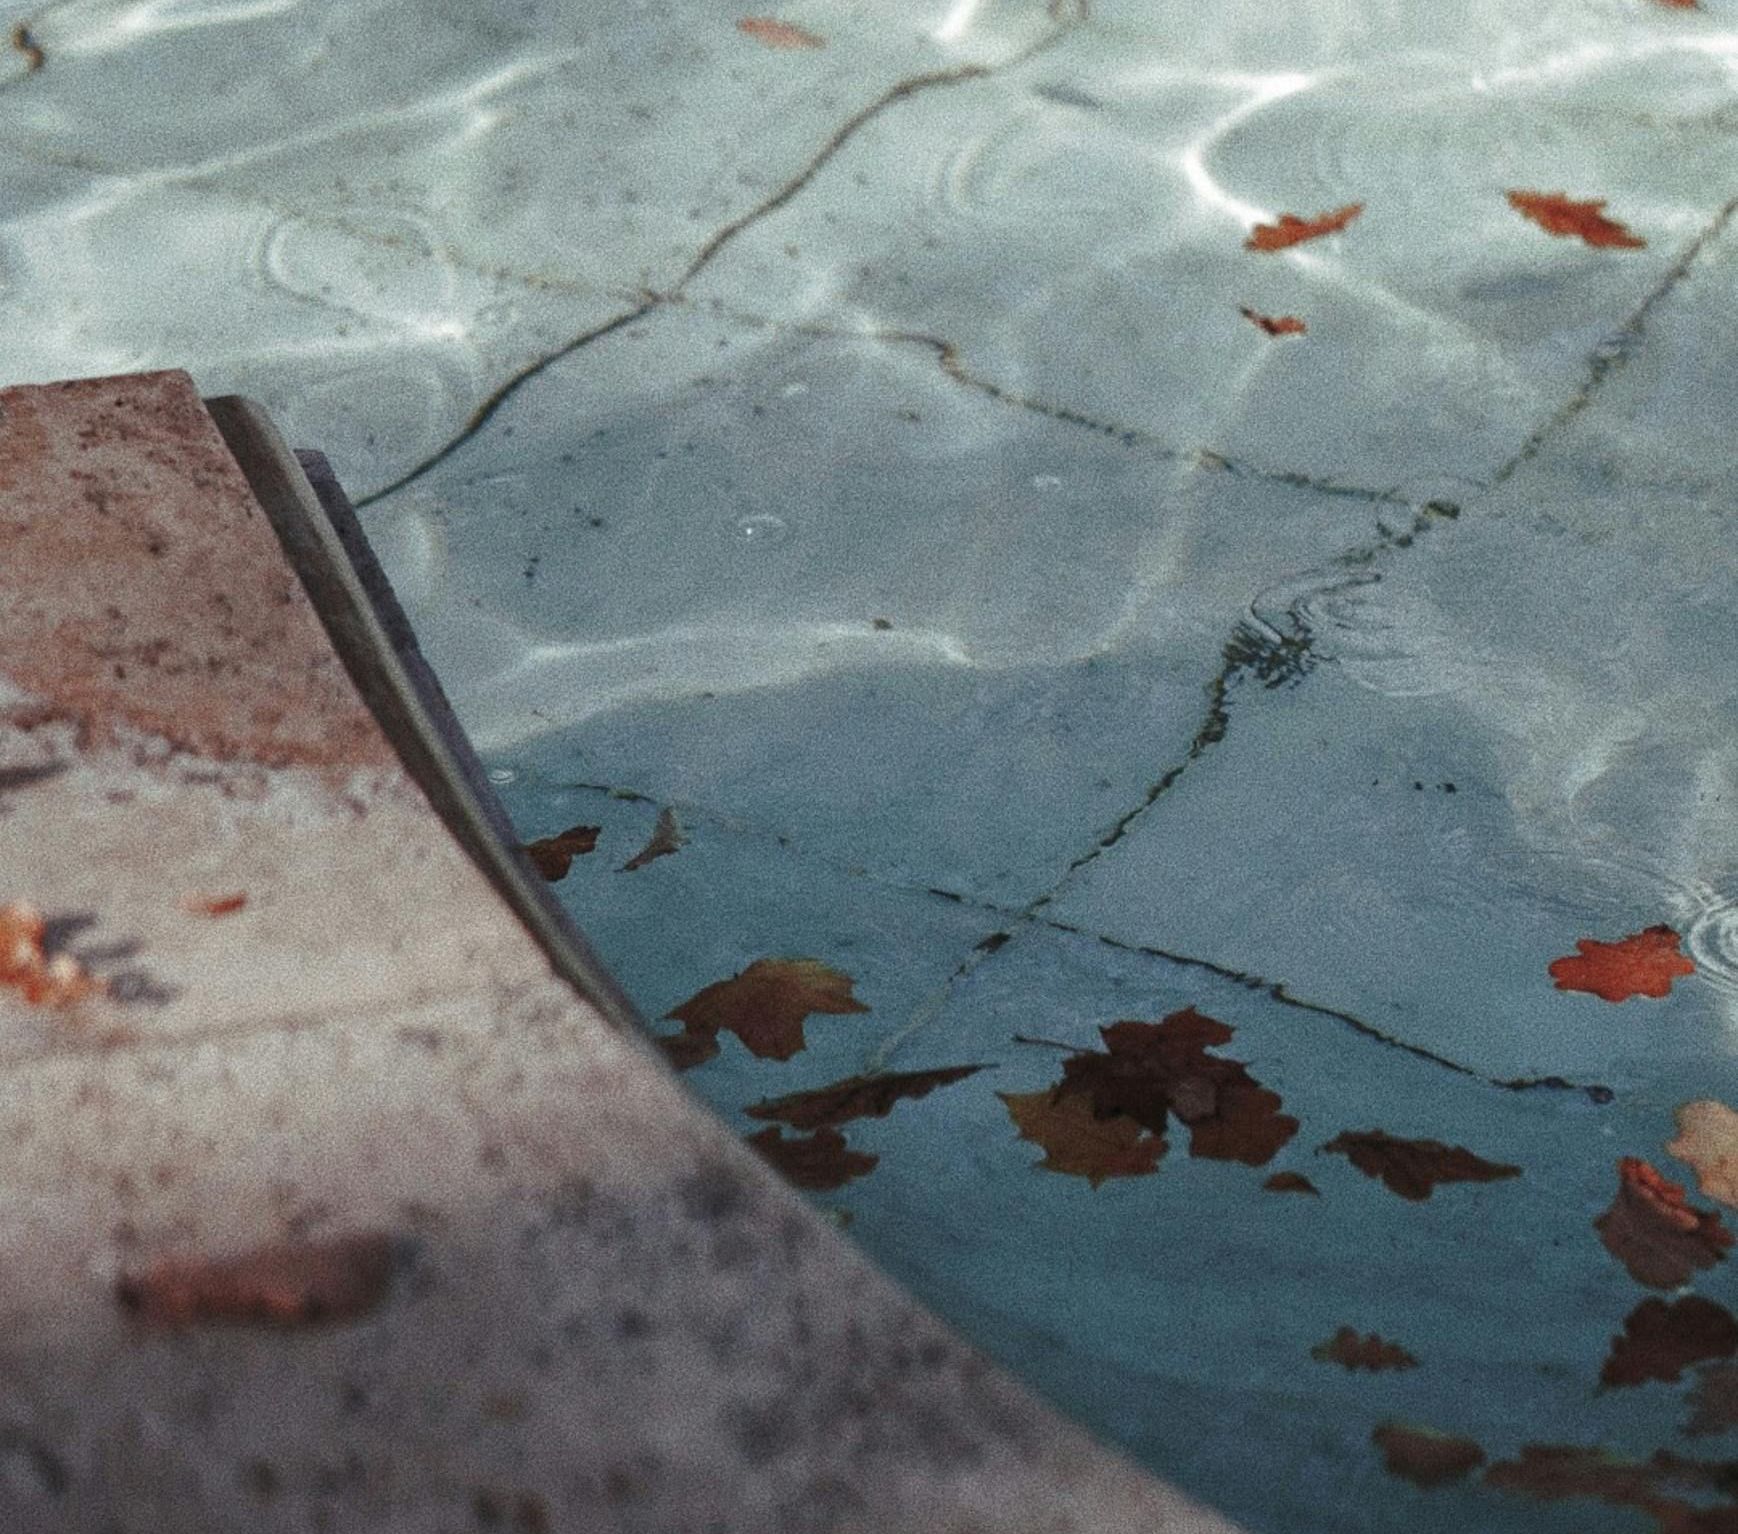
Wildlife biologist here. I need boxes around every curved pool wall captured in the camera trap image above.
[5,2,1738,1530]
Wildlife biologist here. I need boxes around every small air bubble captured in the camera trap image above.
[487,768,517,785]
[730,513,789,546]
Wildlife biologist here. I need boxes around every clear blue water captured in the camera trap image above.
[6,2,1738,1528]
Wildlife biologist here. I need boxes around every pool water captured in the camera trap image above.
[5,1,1738,1529]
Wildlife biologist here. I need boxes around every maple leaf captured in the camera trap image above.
[179,891,248,917]
[1263,1171,1319,1195]
[1059,1009,1298,1165]
[621,807,684,872]
[745,1064,986,1131]
[0,900,105,1007]
[1668,1100,1738,1209]
[1602,1296,1738,1387]
[1371,1423,1486,1488]
[661,958,869,1064]
[1507,191,1646,249]
[1550,925,1694,1001]
[1595,1156,1732,1290]
[523,824,599,881]
[745,1126,876,1190]
[1000,1088,1166,1187]
[1312,1327,1418,1371]
[1683,1363,1738,1438]
[1245,203,1363,252]
[736,16,825,48]
[116,1233,394,1327]
[1320,1129,1520,1201]
[1239,307,1307,336]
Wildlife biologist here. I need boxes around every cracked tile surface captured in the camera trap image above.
[5,0,1738,1530]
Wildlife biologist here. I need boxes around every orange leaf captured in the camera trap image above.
[736,16,825,48]
[745,1064,986,1130]
[745,1126,876,1190]
[1321,1129,1520,1201]
[1595,1156,1732,1290]
[1371,1423,1485,1488]
[1312,1327,1418,1371]
[179,891,247,917]
[1239,307,1307,336]
[1507,191,1645,249]
[1602,1296,1738,1387]
[1549,925,1694,1001]
[1000,1087,1166,1187]
[1245,203,1363,252]
[523,823,599,881]
[662,957,869,1064]
[116,1233,394,1327]
[0,900,104,1007]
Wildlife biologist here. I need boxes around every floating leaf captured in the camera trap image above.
[179,891,248,917]
[746,1126,876,1190]
[524,824,599,880]
[1246,203,1363,252]
[117,1233,394,1327]
[1000,1088,1166,1188]
[1602,1296,1738,1387]
[1264,1171,1319,1196]
[1485,1442,1738,1532]
[1507,191,1645,249]
[0,900,104,1007]
[1595,1157,1732,1290]
[1239,307,1307,336]
[1312,1327,1418,1372]
[1321,1129,1520,1201]
[1371,1423,1485,1488]
[746,1064,987,1130]
[1550,925,1694,1001]
[662,958,869,1064]
[1684,1363,1738,1438]
[621,807,684,872]
[1668,1100,1738,1210]
[736,16,825,48]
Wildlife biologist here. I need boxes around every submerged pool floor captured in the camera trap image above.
[5,0,1738,1528]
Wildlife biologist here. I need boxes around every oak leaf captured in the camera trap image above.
[1246,203,1363,252]
[1602,1296,1738,1387]
[0,900,104,1007]
[621,807,684,872]
[1371,1423,1485,1487]
[1312,1327,1418,1371]
[1000,1088,1166,1187]
[736,16,825,48]
[1239,307,1307,336]
[1595,1157,1732,1290]
[1668,1100,1738,1210]
[745,1064,986,1130]
[1320,1128,1520,1201]
[116,1233,394,1327]
[524,824,599,880]
[661,958,869,1065]
[745,1126,876,1190]
[1507,191,1645,249]
[1550,925,1694,1001]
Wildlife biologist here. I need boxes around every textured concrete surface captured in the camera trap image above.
[0,369,1239,1532]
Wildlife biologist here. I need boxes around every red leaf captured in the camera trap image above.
[1602,1296,1738,1387]
[1312,1327,1418,1371]
[1320,1129,1520,1201]
[1550,925,1695,1001]
[1595,1157,1732,1289]
[746,1064,986,1130]
[662,958,869,1064]
[1240,307,1307,336]
[1507,191,1646,249]
[0,900,104,1007]
[746,1126,876,1190]
[1245,204,1363,252]
[523,824,599,880]
[736,16,825,48]
[1000,1087,1167,1187]
[116,1233,394,1327]
[1371,1423,1485,1488]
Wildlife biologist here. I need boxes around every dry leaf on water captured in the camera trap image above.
[1320,1128,1520,1201]
[0,900,104,1007]
[117,1233,394,1327]
[621,808,684,872]
[746,1126,876,1190]
[1239,307,1307,336]
[736,16,825,48]
[1595,1157,1732,1290]
[1000,1088,1166,1188]
[660,958,869,1067]
[1550,925,1694,1001]
[746,1064,986,1130]
[1602,1296,1738,1387]
[1486,1443,1738,1533]
[523,824,599,880]
[1246,204,1363,252]
[179,891,247,917]
[1371,1423,1486,1488]
[1668,1100,1738,1210]
[1312,1327,1418,1371]
[1264,1171,1319,1195]
[1507,191,1646,249]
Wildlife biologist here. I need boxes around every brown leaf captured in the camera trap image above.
[736,15,825,48]
[1320,1128,1521,1201]
[1684,1363,1738,1437]
[1550,925,1694,1001]
[1603,1296,1738,1387]
[657,1029,719,1071]
[1485,1443,1738,1533]
[662,958,869,1063]
[1596,1156,1732,1289]
[116,1233,394,1327]
[1239,307,1307,336]
[1000,1088,1166,1188]
[746,1126,876,1190]
[1371,1423,1485,1488]
[524,824,599,880]
[1060,1008,1298,1165]
[1312,1327,1418,1371]
[179,891,248,917]
[1263,1171,1319,1195]
[745,1064,987,1130]
[621,807,684,872]
[1668,1100,1738,1210]
[1507,190,1646,249]
[0,900,104,1007]
[1246,203,1363,252]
